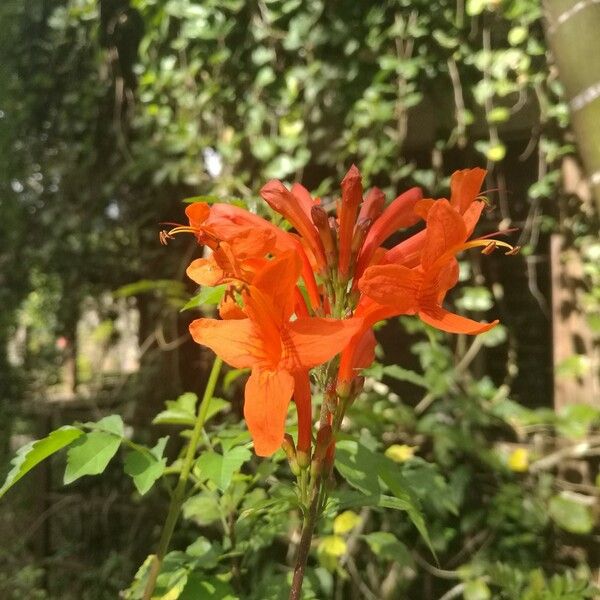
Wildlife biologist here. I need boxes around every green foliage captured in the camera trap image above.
[1,0,598,597]
[195,446,252,492]
[64,416,124,484]
[0,426,82,498]
[124,437,169,495]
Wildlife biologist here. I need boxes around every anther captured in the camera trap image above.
[481,241,497,255]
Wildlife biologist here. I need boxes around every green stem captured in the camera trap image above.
[142,356,223,600]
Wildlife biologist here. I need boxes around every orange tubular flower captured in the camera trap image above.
[383,168,487,268]
[186,227,274,287]
[260,180,327,271]
[359,198,516,334]
[189,252,363,456]
[353,186,423,282]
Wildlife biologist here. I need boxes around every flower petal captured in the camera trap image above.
[283,317,364,371]
[189,318,263,369]
[252,251,301,323]
[462,200,485,238]
[186,256,225,287]
[244,368,295,456]
[450,168,486,214]
[420,199,467,270]
[355,186,422,280]
[358,264,421,312]
[260,180,326,269]
[185,203,211,229]
[418,306,498,335]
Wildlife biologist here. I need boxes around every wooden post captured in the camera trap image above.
[550,234,599,410]
[545,0,600,212]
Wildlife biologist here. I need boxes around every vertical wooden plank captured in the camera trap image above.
[551,234,599,410]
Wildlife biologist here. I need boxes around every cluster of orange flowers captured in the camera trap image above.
[163,167,517,459]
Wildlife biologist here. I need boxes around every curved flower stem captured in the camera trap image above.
[142,356,223,600]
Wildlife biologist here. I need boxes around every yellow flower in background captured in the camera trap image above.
[385,444,417,463]
[333,510,361,535]
[508,447,529,472]
[318,535,347,558]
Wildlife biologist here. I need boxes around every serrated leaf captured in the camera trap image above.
[381,365,428,388]
[195,446,251,491]
[153,393,198,426]
[82,414,124,436]
[64,431,122,484]
[335,440,433,555]
[0,426,83,498]
[124,437,168,495]
[180,285,226,311]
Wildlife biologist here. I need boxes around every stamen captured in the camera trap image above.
[159,230,174,245]
[505,246,521,256]
[481,241,497,255]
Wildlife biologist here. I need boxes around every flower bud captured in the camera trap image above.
[311,205,337,267]
[281,434,300,476]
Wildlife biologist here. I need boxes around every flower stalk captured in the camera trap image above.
[142,356,223,600]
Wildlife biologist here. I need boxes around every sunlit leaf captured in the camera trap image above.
[0,426,83,498]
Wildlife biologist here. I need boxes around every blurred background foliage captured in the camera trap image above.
[0,0,598,598]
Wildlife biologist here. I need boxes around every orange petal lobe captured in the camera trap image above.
[450,168,487,214]
[418,306,498,335]
[283,317,364,371]
[355,186,422,280]
[189,318,262,369]
[420,200,467,270]
[186,257,225,287]
[253,251,301,323]
[358,264,421,313]
[244,368,295,456]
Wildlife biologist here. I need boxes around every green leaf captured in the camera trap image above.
[335,441,433,554]
[179,574,238,600]
[64,431,122,484]
[486,142,506,162]
[115,279,186,299]
[556,404,599,439]
[154,392,198,427]
[508,26,528,46]
[182,493,222,526]
[464,579,492,600]
[124,437,168,495]
[122,555,155,599]
[0,426,83,498]
[364,532,412,565]
[82,414,124,436]
[180,285,227,311]
[195,446,252,491]
[381,365,427,388]
[549,494,594,534]
[154,393,228,427]
[466,0,487,16]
